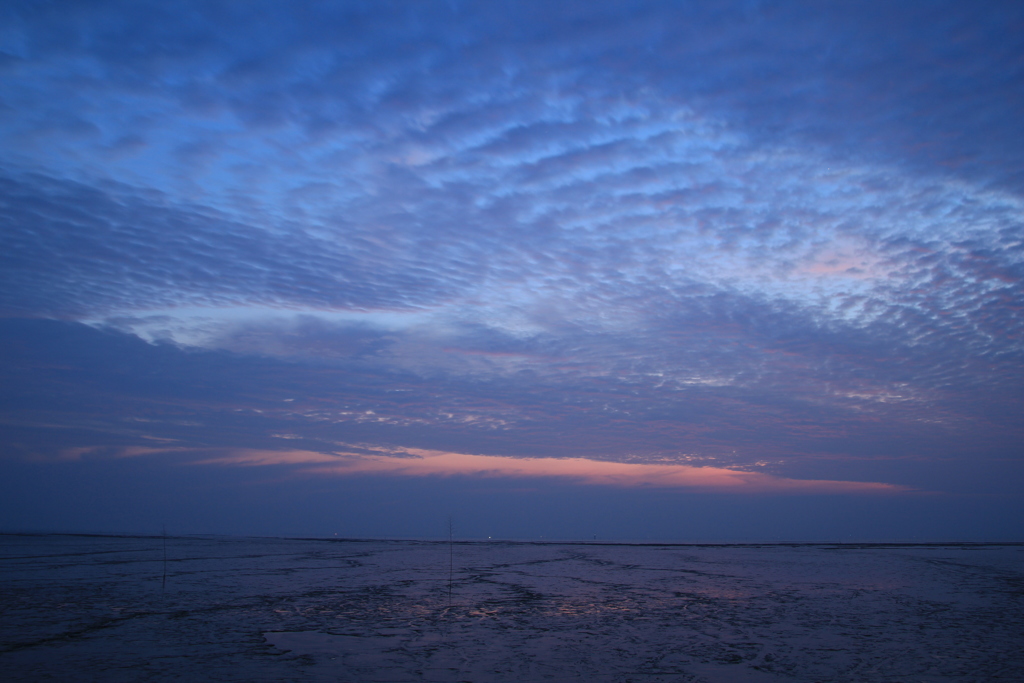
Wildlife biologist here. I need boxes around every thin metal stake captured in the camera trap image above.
[161,526,167,592]
[447,516,454,606]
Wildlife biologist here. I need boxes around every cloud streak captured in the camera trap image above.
[189,445,908,494]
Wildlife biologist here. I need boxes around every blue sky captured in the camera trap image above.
[2,0,1023,540]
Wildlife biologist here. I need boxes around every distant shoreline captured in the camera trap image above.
[2,531,1022,548]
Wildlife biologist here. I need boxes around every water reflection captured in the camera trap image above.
[6,535,1021,682]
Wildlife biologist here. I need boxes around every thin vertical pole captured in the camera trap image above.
[161,526,167,592]
[447,516,453,606]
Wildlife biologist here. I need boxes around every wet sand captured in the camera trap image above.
[2,534,1022,681]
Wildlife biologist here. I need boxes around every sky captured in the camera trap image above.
[1,0,1023,541]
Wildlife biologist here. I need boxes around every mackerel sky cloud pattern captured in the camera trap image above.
[1,1,1023,537]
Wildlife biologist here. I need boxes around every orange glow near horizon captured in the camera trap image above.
[193,445,909,494]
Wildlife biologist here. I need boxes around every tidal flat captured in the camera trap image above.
[1,534,1022,682]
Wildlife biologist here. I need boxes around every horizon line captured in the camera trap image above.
[2,531,1022,547]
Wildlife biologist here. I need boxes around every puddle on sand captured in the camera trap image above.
[686,662,781,682]
[265,630,361,655]
[264,629,423,659]
[264,631,407,682]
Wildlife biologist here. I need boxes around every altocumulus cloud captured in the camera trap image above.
[1,0,1023,514]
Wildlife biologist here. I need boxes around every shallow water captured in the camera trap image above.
[1,535,1022,681]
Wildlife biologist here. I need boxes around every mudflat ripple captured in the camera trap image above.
[1,535,1022,682]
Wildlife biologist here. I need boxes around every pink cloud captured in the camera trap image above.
[195,445,909,494]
